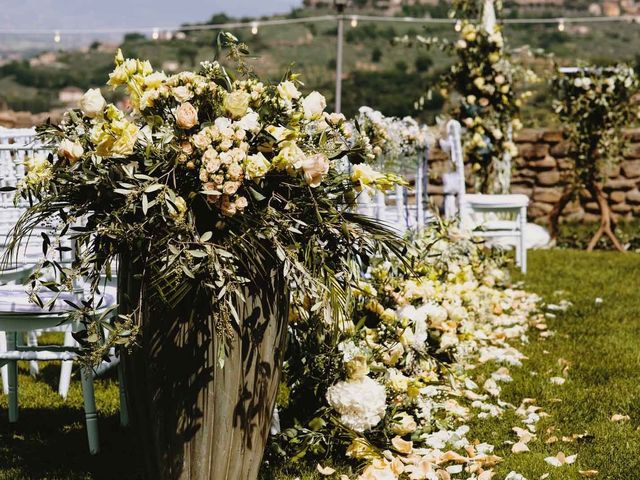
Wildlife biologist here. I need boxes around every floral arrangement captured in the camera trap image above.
[550,64,639,249]
[356,107,433,172]
[270,223,547,479]
[412,0,536,194]
[6,34,405,363]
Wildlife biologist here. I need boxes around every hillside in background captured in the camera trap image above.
[1,3,640,126]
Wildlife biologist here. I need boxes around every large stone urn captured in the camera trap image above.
[119,263,288,480]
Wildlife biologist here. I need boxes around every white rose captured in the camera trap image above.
[277,80,301,102]
[79,89,106,118]
[172,86,193,103]
[301,91,326,120]
[236,111,260,133]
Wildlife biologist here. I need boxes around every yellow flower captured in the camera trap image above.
[272,141,305,170]
[144,72,167,89]
[110,120,139,156]
[346,438,375,460]
[277,80,301,102]
[346,355,370,380]
[351,164,383,187]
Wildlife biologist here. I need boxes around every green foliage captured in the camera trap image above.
[370,47,382,63]
[341,69,442,120]
[552,64,640,187]
[123,32,146,42]
[414,54,433,73]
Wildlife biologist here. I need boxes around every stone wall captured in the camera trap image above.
[427,128,640,222]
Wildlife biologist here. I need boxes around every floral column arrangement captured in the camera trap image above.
[550,64,639,250]
[7,34,404,480]
[416,0,533,194]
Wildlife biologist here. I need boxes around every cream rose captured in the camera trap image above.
[301,91,326,120]
[176,102,198,129]
[79,89,106,118]
[58,139,84,164]
[224,90,251,119]
[222,181,240,195]
[301,153,329,187]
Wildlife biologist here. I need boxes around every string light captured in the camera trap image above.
[152,28,159,40]
[251,22,259,35]
[558,19,566,32]
[53,31,61,43]
[350,16,358,28]
[1,14,639,37]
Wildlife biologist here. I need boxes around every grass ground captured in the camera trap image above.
[1,249,639,479]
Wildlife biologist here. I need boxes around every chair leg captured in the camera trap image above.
[58,329,76,399]
[117,357,129,427]
[0,331,8,395]
[27,331,39,378]
[520,206,527,274]
[6,332,18,423]
[80,366,100,454]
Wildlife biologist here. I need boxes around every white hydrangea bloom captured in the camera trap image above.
[326,376,387,432]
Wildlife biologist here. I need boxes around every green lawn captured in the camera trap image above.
[1,249,639,480]
[468,249,640,480]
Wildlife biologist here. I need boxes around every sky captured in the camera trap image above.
[0,0,303,30]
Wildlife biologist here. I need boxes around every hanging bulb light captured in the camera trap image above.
[54,30,61,43]
[251,22,259,35]
[350,16,358,28]
[558,19,565,32]
[152,28,159,40]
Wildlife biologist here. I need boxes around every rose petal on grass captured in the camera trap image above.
[316,464,336,476]
[512,441,530,454]
[579,470,599,478]
[611,414,630,422]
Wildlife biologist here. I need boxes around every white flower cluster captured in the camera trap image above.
[356,107,432,168]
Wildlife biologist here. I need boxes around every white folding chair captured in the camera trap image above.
[442,120,529,273]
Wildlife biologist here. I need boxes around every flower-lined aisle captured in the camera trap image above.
[270,224,557,480]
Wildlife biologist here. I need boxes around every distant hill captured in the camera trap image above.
[1,4,640,126]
